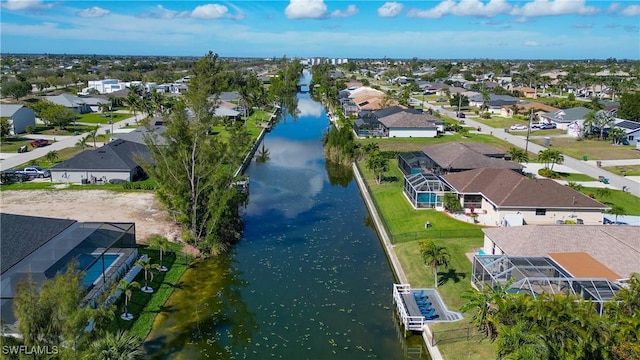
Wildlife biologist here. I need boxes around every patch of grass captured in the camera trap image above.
[77,112,131,124]
[8,146,84,170]
[579,187,640,216]
[107,248,191,339]
[557,172,597,182]
[0,137,32,152]
[602,165,640,177]
[37,125,97,136]
[531,137,640,160]
[357,134,513,153]
[473,116,523,129]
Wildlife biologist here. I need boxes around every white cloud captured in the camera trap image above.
[141,5,189,19]
[377,2,403,17]
[510,0,599,17]
[330,4,358,18]
[407,0,511,19]
[620,4,640,16]
[1,0,53,11]
[523,40,539,46]
[285,0,327,19]
[76,6,110,18]
[606,2,620,14]
[573,23,592,28]
[191,4,228,19]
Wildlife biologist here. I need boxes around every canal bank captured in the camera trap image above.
[351,163,444,360]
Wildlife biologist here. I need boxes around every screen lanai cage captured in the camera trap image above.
[1,222,137,333]
[403,172,452,209]
[472,255,623,315]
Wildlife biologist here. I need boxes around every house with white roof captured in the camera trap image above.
[0,104,36,134]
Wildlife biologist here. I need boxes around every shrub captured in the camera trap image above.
[538,168,559,178]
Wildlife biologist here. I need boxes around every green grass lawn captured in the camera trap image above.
[76,112,131,124]
[0,137,33,152]
[107,247,192,339]
[579,187,640,216]
[356,134,513,153]
[602,165,640,177]
[531,137,640,160]
[472,116,523,129]
[557,172,597,182]
[36,125,98,136]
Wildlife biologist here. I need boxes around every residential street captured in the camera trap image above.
[0,113,139,171]
[417,99,640,198]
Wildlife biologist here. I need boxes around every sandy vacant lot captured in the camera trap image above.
[0,190,179,243]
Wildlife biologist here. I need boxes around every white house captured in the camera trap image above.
[85,79,124,94]
[0,104,36,134]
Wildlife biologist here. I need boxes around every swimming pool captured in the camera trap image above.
[76,254,121,286]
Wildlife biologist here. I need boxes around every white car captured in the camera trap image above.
[510,124,528,131]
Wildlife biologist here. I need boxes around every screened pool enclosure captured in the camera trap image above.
[472,255,622,315]
[403,172,451,209]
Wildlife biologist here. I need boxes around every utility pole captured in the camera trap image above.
[525,109,534,156]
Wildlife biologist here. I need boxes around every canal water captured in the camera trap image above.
[145,78,429,359]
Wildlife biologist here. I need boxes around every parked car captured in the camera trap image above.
[436,97,447,102]
[17,166,51,178]
[456,112,466,118]
[29,139,49,148]
[510,124,527,131]
[0,170,30,184]
[540,123,557,129]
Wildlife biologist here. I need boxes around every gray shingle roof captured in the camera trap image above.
[51,139,151,171]
[1,213,76,274]
[114,125,167,146]
[422,142,522,171]
[542,107,591,123]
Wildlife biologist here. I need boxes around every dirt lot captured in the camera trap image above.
[0,190,179,243]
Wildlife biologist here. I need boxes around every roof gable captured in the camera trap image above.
[51,139,150,171]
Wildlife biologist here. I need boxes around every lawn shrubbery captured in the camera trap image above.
[538,168,559,178]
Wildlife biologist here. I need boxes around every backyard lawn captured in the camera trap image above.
[579,187,640,216]
[357,133,513,153]
[0,137,34,153]
[76,112,131,124]
[602,165,640,177]
[531,137,640,160]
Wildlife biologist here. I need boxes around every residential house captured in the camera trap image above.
[540,107,592,132]
[0,104,36,134]
[0,213,137,336]
[50,139,152,184]
[43,94,108,114]
[469,94,519,113]
[500,102,560,119]
[512,86,537,98]
[613,120,640,145]
[480,225,640,281]
[441,168,608,226]
[419,142,522,174]
[376,106,441,138]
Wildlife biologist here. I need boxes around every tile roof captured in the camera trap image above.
[442,168,607,209]
[51,139,151,171]
[1,213,76,274]
[483,225,640,279]
[422,142,522,171]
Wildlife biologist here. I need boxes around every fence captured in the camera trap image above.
[427,326,486,347]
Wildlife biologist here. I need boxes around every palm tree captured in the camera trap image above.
[607,127,626,145]
[89,125,99,148]
[135,257,160,293]
[508,147,528,163]
[510,104,520,118]
[480,88,490,112]
[148,235,171,272]
[76,135,89,151]
[118,280,140,320]
[537,149,563,170]
[495,321,549,360]
[126,91,140,125]
[45,150,59,164]
[583,111,597,138]
[86,330,145,360]
[366,152,388,184]
[460,280,512,340]
[607,204,626,223]
[419,240,450,287]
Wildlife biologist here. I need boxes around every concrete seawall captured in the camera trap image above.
[351,163,443,360]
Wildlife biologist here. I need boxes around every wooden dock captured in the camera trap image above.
[393,284,463,336]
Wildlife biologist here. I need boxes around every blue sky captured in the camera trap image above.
[1,0,638,59]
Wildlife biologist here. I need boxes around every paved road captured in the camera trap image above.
[415,98,640,198]
[0,114,140,171]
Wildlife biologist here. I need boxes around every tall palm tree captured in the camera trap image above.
[607,204,626,223]
[148,235,171,272]
[461,280,512,340]
[135,257,160,293]
[125,91,140,125]
[86,330,145,360]
[89,125,99,148]
[118,280,139,320]
[419,240,450,287]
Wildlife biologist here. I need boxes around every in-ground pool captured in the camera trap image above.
[80,254,120,286]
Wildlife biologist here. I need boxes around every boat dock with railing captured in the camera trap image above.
[393,284,463,336]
